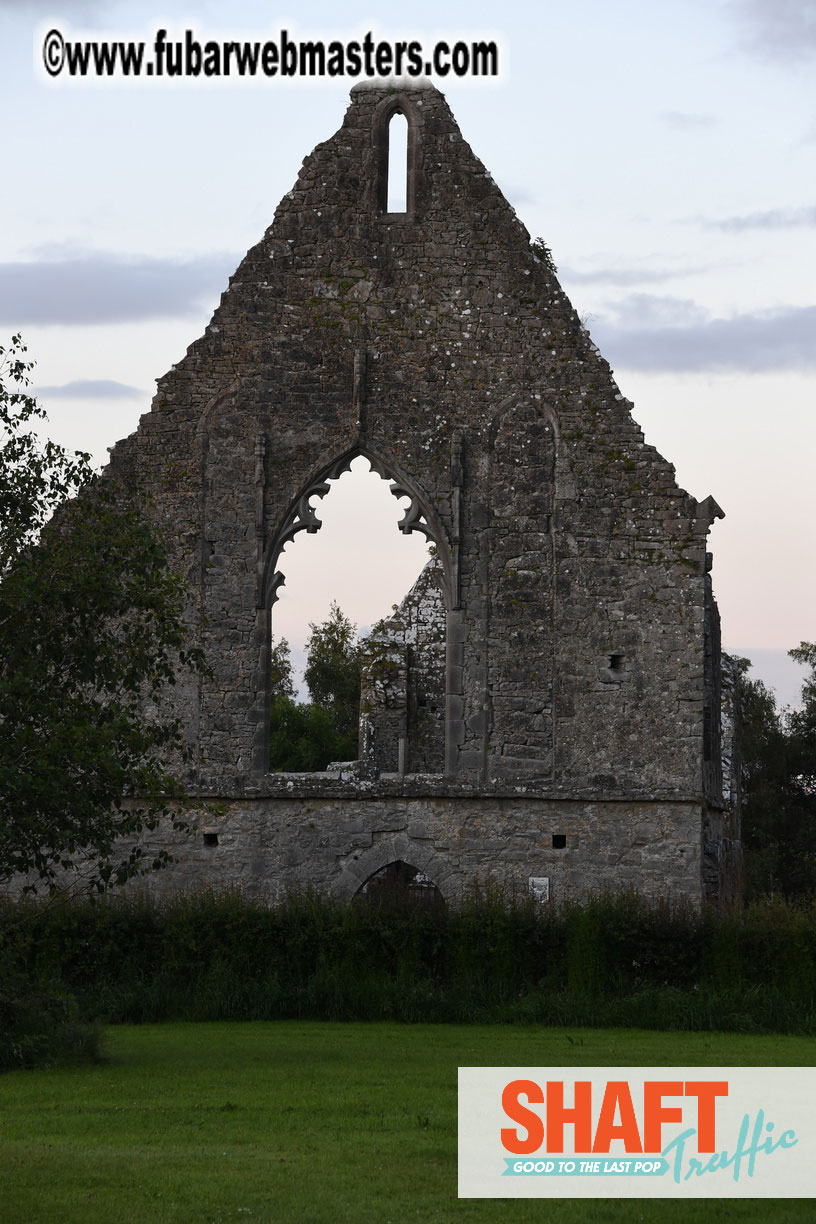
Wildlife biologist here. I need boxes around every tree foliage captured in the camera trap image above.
[0,335,90,576]
[269,636,295,701]
[268,604,362,772]
[788,642,816,786]
[0,336,203,893]
[531,236,557,276]
[740,647,816,901]
[303,602,361,741]
[269,698,358,773]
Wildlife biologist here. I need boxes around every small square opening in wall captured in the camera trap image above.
[552,833,567,849]
[203,832,219,848]
[609,652,625,672]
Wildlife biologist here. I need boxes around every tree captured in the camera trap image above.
[740,648,816,901]
[531,236,557,276]
[0,336,203,893]
[269,699,357,772]
[268,633,355,771]
[303,602,361,742]
[0,335,90,576]
[788,642,816,787]
[268,606,362,772]
[269,636,295,701]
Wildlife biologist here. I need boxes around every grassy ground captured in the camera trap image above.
[0,1022,814,1223]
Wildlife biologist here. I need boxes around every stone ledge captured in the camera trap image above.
[188,773,713,806]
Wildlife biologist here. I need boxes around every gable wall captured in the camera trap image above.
[108,82,714,798]
[91,83,736,903]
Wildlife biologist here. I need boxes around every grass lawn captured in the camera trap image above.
[0,1022,814,1223]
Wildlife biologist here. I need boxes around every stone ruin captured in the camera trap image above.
[359,556,447,779]
[93,80,739,905]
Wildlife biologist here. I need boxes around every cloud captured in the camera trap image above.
[0,0,105,14]
[35,379,143,399]
[561,263,722,287]
[0,251,239,326]
[603,294,708,328]
[729,0,816,63]
[507,186,539,208]
[703,205,816,231]
[589,295,816,372]
[659,110,718,129]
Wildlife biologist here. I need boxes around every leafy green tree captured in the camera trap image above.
[531,236,557,276]
[268,606,362,771]
[1,335,90,576]
[269,699,357,772]
[269,636,295,701]
[0,336,203,893]
[268,633,355,771]
[303,602,361,742]
[788,642,816,787]
[740,648,816,901]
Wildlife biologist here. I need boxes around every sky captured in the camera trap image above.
[1,0,814,705]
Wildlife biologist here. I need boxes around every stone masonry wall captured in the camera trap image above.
[121,792,704,909]
[91,80,735,904]
[359,555,446,776]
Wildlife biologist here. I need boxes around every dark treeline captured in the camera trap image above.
[3,889,816,1035]
[740,645,816,901]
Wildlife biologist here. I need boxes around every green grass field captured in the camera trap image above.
[0,1022,814,1223]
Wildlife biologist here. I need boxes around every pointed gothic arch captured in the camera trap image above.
[250,444,461,777]
[260,444,454,612]
[355,859,445,906]
[332,834,459,903]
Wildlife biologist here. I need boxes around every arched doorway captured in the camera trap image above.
[355,860,445,907]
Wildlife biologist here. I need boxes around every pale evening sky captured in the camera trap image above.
[1,0,814,704]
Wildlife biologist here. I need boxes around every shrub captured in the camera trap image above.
[2,889,815,1033]
[0,966,102,1070]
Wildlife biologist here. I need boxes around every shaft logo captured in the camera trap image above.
[458,1067,812,1197]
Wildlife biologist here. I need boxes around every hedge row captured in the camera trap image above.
[2,889,815,1032]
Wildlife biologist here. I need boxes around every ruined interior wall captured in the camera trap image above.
[359,556,445,775]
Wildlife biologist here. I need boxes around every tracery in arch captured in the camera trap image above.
[254,449,453,778]
[261,448,450,613]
